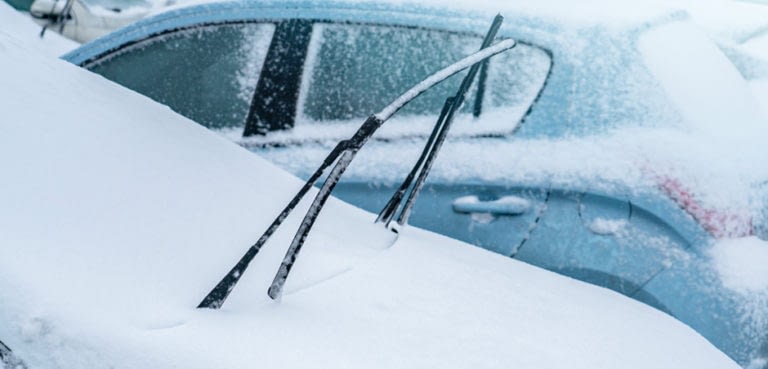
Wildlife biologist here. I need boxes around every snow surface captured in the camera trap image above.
[639,20,766,141]
[452,195,531,215]
[674,0,768,44]
[588,218,629,236]
[709,236,768,369]
[0,6,743,369]
[751,79,768,117]
[710,237,768,293]
[147,0,682,28]
[146,0,761,32]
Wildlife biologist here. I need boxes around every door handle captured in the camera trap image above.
[452,195,531,215]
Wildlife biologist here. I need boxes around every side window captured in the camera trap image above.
[301,23,479,121]
[483,43,551,113]
[86,23,275,130]
[298,23,551,136]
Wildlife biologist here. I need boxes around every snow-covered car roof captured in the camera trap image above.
[0,5,744,369]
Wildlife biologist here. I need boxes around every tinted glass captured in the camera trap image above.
[300,23,551,127]
[88,23,275,129]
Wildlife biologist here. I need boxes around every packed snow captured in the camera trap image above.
[0,4,745,369]
[452,195,531,215]
[751,79,768,116]
[709,237,768,369]
[588,218,629,236]
[710,237,768,293]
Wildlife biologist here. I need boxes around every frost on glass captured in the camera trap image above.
[485,44,550,112]
[88,23,275,129]
[299,23,550,135]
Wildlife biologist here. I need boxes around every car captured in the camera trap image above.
[28,0,155,42]
[0,8,745,368]
[62,1,768,367]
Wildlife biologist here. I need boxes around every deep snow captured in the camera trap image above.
[0,4,747,369]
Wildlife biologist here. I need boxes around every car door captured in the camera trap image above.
[334,181,549,256]
[515,188,696,311]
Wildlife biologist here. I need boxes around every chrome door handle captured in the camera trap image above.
[452,195,531,215]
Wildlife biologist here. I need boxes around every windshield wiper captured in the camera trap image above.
[38,0,75,38]
[198,17,514,308]
[0,339,27,369]
[377,14,504,228]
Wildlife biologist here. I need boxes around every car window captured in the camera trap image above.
[296,22,551,137]
[87,23,275,129]
[84,19,550,142]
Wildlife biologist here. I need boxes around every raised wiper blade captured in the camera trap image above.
[197,25,515,309]
[39,0,75,37]
[377,14,506,228]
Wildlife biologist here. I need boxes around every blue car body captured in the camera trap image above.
[63,1,767,366]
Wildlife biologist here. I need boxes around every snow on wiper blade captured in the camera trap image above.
[377,14,506,228]
[197,19,515,309]
[376,41,514,121]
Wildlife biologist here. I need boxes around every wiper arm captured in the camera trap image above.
[377,14,506,228]
[39,0,75,38]
[0,339,27,369]
[473,57,491,118]
[198,24,515,308]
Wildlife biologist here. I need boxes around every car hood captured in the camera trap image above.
[0,6,742,369]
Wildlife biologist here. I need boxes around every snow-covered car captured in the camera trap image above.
[28,0,155,43]
[62,1,768,367]
[0,7,747,369]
